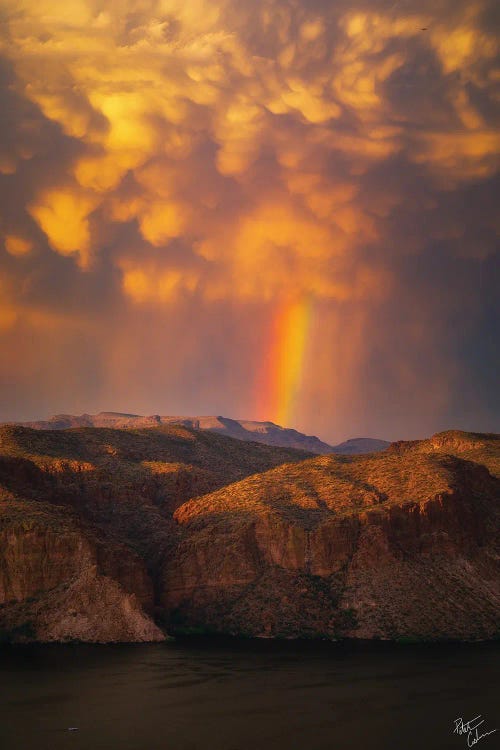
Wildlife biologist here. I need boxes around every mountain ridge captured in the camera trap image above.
[5,412,390,455]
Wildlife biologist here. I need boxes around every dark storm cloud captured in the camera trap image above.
[0,0,498,440]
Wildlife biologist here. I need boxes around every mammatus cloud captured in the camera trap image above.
[0,0,498,439]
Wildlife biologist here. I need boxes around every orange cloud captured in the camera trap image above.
[410,130,500,186]
[4,0,495,285]
[28,187,100,267]
[4,235,33,257]
[121,263,200,304]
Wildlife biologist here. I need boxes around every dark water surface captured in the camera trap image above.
[0,639,498,750]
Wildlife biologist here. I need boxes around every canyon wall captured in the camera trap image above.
[0,426,498,642]
[161,451,500,640]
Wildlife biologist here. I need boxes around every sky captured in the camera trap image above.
[0,0,498,444]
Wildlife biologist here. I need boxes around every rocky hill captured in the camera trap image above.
[0,426,498,643]
[0,424,310,642]
[10,411,390,455]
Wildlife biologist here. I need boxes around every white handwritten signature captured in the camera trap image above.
[454,716,497,747]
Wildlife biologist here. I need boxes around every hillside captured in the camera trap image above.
[9,411,390,455]
[0,426,498,643]
[164,430,500,640]
[388,430,500,478]
[0,423,311,557]
[0,424,311,642]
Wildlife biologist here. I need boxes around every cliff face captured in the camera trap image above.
[0,517,92,605]
[161,449,500,640]
[0,426,498,642]
[0,499,162,643]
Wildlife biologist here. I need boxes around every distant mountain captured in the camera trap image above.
[10,412,389,455]
[330,437,390,454]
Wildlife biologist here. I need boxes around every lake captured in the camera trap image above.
[0,639,498,750]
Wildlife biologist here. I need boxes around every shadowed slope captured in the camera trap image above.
[0,424,311,643]
[0,498,164,643]
[0,423,312,561]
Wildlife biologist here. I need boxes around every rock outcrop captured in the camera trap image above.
[0,500,163,642]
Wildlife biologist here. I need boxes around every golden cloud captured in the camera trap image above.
[4,234,33,256]
[2,0,496,298]
[120,262,199,303]
[28,186,100,267]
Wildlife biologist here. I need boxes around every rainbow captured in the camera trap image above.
[256,297,314,427]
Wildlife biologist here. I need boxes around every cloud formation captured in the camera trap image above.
[0,0,498,441]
